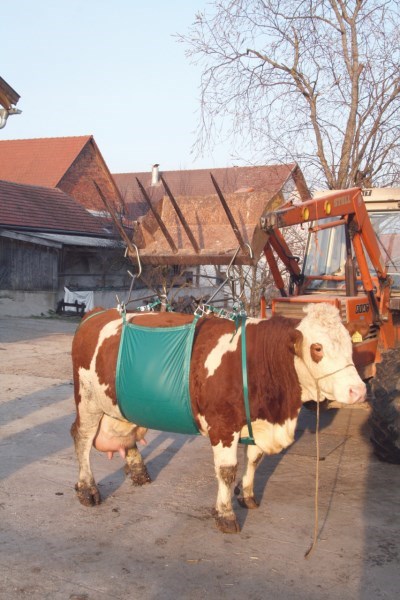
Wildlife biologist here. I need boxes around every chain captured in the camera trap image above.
[194,301,247,322]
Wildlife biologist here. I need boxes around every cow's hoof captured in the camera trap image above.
[237,496,259,509]
[75,483,101,506]
[214,515,240,534]
[125,464,152,486]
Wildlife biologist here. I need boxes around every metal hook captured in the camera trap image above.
[124,243,142,279]
[116,244,143,311]
[245,243,254,260]
[226,244,254,280]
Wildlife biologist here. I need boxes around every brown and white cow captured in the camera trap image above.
[71,302,366,533]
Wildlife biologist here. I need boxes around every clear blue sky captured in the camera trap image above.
[2,0,240,174]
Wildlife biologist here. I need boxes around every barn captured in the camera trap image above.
[0,179,130,316]
[0,136,131,316]
[0,135,310,316]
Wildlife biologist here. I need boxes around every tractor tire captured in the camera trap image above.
[369,347,400,464]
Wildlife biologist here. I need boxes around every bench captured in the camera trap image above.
[56,300,86,316]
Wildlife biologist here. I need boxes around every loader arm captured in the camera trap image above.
[261,188,392,324]
[263,229,302,297]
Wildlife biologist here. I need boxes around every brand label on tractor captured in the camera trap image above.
[355,303,370,314]
[333,196,350,207]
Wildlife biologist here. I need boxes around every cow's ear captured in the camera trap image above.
[310,343,324,363]
[293,330,303,358]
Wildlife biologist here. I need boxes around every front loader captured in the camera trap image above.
[260,187,400,464]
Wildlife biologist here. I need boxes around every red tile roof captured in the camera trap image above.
[114,163,297,195]
[113,163,309,221]
[0,179,112,236]
[134,189,281,265]
[114,163,310,264]
[0,135,91,187]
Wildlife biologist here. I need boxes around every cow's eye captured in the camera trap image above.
[310,343,323,363]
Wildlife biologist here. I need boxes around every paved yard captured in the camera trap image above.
[0,316,398,600]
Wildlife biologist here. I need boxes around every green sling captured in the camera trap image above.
[115,311,255,444]
[116,314,200,435]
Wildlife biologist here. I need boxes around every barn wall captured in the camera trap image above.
[0,236,134,316]
[0,238,231,316]
[60,247,131,291]
[0,236,59,316]
[57,139,121,213]
[0,236,59,291]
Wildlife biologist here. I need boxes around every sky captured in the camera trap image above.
[2,0,240,174]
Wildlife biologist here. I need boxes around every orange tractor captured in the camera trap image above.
[260,187,400,464]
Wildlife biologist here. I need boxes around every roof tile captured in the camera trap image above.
[113,163,300,220]
[0,136,91,187]
[135,190,277,265]
[115,163,309,264]
[0,179,111,236]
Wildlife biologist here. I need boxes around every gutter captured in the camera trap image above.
[0,224,121,239]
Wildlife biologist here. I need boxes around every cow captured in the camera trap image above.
[71,302,366,533]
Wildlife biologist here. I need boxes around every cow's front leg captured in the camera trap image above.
[124,444,152,486]
[71,410,103,507]
[235,444,264,509]
[212,434,240,533]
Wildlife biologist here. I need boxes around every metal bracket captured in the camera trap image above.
[204,244,254,306]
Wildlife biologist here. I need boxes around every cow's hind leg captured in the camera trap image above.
[212,434,240,533]
[235,444,264,509]
[124,444,152,486]
[71,409,103,506]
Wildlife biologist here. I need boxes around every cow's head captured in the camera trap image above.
[294,303,366,405]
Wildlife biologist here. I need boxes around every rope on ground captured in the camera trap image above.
[304,388,320,559]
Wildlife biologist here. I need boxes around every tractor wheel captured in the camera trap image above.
[369,347,400,464]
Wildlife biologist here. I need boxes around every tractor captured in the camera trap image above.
[260,187,400,464]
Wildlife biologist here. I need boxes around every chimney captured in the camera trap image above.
[151,163,160,186]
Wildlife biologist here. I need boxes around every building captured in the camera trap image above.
[0,136,129,316]
[0,179,129,316]
[0,135,122,212]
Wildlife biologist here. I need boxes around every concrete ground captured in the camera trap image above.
[0,316,398,600]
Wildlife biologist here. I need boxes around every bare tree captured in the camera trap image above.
[178,0,400,189]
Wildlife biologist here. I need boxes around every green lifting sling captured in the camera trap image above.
[116,314,200,435]
[115,311,255,444]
